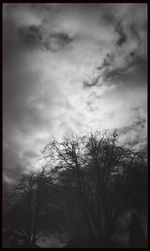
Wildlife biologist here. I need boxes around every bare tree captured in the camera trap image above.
[43,130,146,245]
[4,130,147,248]
[15,168,52,246]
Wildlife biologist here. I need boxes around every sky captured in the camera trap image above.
[3,3,147,184]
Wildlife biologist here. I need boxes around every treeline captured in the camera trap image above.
[3,131,147,248]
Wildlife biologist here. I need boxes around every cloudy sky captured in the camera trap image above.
[3,3,147,183]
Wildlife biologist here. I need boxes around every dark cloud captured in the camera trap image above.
[101,10,116,25]
[101,5,128,47]
[83,52,147,90]
[47,31,73,51]
[18,24,74,51]
[3,146,27,182]
[97,53,114,71]
[18,25,43,49]
[103,55,147,86]
[115,23,128,46]
[129,23,141,44]
[83,74,102,89]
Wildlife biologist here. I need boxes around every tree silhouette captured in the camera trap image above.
[3,130,147,248]
[12,169,53,246]
[43,130,147,246]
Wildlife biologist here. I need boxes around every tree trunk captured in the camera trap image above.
[27,197,32,246]
[76,167,96,239]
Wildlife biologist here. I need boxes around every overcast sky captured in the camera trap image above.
[3,3,147,183]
